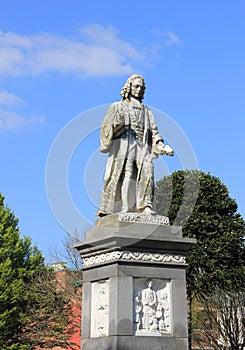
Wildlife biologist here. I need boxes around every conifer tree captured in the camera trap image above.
[0,193,44,349]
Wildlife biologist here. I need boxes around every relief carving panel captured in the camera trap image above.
[90,279,109,338]
[133,278,172,336]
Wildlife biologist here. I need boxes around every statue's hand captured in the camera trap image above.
[156,142,174,156]
[163,145,174,156]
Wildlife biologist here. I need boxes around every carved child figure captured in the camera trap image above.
[134,292,143,331]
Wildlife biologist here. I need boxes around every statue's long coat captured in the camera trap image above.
[97,100,162,215]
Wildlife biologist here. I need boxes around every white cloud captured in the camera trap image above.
[0,90,25,107]
[165,31,181,46]
[154,30,181,47]
[0,90,45,131]
[0,31,32,47]
[0,25,181,78]
[0,25,143,77]
[80,24,140,59]
[0,109,45,131]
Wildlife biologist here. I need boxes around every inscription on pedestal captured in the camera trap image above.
[133,278,172,336]
[119,213,169,225]
[90,280,109,338]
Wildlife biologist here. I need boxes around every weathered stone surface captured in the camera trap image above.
[75,216,196,350]
[83,250,186,268]
[74,214,194,265]
[82,335,188,350]
[96,212,169,227]
[133,278,172,335]
[96,74,174,217]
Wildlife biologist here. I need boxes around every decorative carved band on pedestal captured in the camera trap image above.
[83,251,186,267]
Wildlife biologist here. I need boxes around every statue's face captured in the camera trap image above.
[131,78,144,100]
[148,281,153,288]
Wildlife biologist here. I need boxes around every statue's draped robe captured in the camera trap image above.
[97,100,162,215]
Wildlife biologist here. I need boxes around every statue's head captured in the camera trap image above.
[146,280,153,288]
[120,74,146,102]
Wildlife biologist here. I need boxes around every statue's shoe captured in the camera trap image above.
[140,207,155,215]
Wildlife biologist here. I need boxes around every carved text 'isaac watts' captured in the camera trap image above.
[96,74,174,217]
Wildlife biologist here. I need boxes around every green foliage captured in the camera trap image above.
[155,170,245,299]
[0,193,44,349]
[0,194,81,349]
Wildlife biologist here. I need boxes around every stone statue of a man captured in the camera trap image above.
[96,74,173,217]
[142,280,157,331]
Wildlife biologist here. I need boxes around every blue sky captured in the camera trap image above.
[1,0,244,257]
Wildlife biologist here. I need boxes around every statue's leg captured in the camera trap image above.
[136,150,154,212]
[143,306,150,330]
[121,143,136,212]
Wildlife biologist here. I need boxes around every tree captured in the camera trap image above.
[49,230,84,272]
[193,288,244,350]
[155,170,244,348]
[20,265,81,349]
[155,170,244,296]
[45,231,83,348]
[0,193,44,349]
[0,194,82,349]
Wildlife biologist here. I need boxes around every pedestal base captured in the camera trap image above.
[74,214,195,350]
[82,335,188,350]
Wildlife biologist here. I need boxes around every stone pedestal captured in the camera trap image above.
[74,214,196,350]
